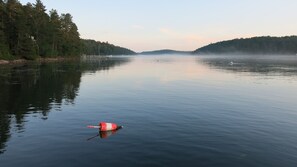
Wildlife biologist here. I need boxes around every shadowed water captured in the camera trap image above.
[0,55,297,167]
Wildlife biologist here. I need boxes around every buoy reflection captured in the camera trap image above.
[87,128,122,141]
[99,130,118,139]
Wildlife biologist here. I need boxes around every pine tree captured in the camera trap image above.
[60,13,81,56]
[48,9,61,57]
[32,0,50,57]
[0,0,11,59]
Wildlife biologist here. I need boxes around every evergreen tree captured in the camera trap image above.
[60,13,81,56]
[5,0,21,56]
[0,0,11,59]
[32,0,50,57]
[49,9,61,57]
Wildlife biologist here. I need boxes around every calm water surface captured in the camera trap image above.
[0,55,297,167]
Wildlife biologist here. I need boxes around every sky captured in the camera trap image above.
[19,0,297,52]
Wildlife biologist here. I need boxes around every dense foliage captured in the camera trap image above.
[194,36,297,55]
[0,0,135,60]
[0,0,82,60]
[82,39,136,55]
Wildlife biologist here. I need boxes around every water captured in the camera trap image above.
[0,55,297,167]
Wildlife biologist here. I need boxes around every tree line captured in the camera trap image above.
[0,0,82,60]
[82,39,135,56]
[0,0,135,60]
[194,36,297,55]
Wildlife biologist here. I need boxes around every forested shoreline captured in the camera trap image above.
[2,0,297,61]
[194,36,297,55]
[0,0,82,60]
[82,39,136,56]
[139,49,190,55]
[0,0,135,61]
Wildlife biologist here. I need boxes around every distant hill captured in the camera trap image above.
[82,39,136,56]
[194,36,297,55]
[139,49,191,55]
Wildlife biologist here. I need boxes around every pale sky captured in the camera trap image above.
[19,0,297,52]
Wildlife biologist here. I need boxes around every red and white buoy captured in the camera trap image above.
[87,122,123,131]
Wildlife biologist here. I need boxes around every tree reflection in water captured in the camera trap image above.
[0,56,130,154]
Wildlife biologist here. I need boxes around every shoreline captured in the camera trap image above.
[0,57,80,65]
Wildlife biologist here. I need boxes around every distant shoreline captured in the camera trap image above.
[194,36,297,55]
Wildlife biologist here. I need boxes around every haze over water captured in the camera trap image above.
[0,55,297,167]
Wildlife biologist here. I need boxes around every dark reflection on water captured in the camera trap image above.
[0,56,130,154]
[87,129,122,141]
[199,55,297,76]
